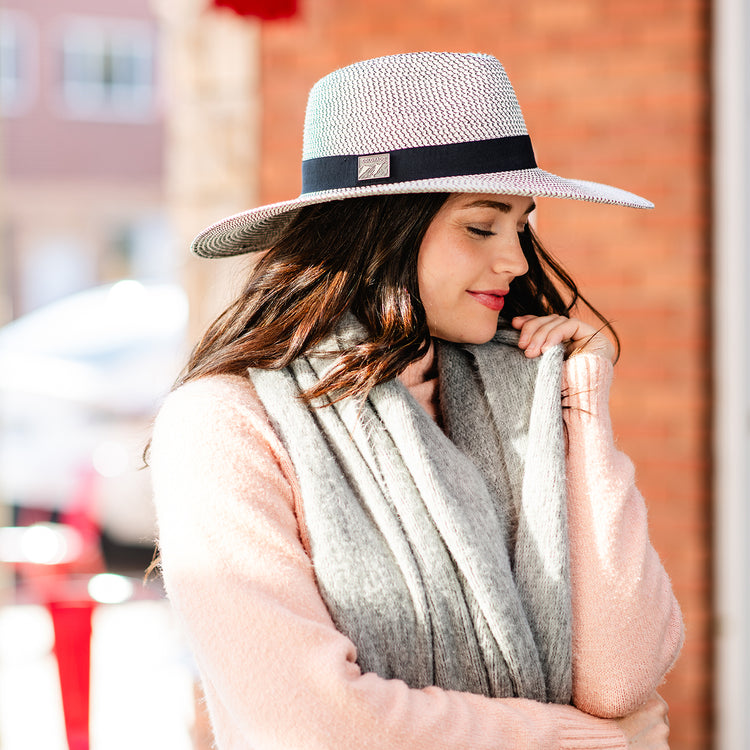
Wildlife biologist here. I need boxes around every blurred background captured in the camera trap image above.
[0,0,746,748]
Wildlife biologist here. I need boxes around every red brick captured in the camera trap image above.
[258,1,711,745]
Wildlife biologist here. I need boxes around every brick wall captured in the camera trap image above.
[257,2,712,747]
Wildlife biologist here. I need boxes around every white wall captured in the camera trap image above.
[713,0,750,747]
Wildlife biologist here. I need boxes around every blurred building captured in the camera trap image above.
[0,0,170,322]
[0,0,178,557]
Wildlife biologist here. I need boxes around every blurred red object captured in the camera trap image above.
[49,601,94,750]
[211,0,297,19]
[1,523,99,750]
[2,465,104,750]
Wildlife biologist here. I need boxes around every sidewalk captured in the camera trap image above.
[0,599,196,749]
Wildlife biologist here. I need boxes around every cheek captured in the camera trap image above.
[418,236,468,293]
[416,246,437,304]
[417,251,456,319]
[417,257,439,298]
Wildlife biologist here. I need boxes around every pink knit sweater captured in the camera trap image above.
[151,350,683,750]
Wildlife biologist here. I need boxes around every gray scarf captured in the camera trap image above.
[249,318,572,704]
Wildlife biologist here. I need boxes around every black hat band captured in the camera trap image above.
[301,135,537,194]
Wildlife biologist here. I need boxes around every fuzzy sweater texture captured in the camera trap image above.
[151,350,684,750]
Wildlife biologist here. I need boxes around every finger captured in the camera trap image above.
[518,316,577,357]
[643,694,671,738]
[652,694,670,724]
[513,315,615,362]
[516,315,565,345]
[528,317,611,360]
[527,324,572,356]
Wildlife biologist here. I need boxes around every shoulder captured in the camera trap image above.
[157,372,262,417]
[154,373,270,441]
[151,373,295,484]
[151,373,305,537]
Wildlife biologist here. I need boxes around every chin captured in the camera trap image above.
[461,317,500,344]
[427,312,500,345]
[433,325,498,345]
[464,331,497,345]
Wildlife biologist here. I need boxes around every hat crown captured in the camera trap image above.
[302,52,529,160]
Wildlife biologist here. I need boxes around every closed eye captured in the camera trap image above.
[468,227,495,237]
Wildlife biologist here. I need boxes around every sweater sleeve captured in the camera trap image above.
[151,374,628,750]
[562,354,684,719]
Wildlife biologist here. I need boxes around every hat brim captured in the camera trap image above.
[191,168,653,258]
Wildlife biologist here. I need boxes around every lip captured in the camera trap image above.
[467,289,508,312]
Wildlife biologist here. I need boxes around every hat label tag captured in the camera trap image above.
[357,153,390,181]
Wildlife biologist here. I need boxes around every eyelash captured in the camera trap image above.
[468,225,528,237]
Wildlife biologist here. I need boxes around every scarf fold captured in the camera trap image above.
[249,317,572,703]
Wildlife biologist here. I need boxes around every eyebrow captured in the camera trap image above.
[459,198,537,215]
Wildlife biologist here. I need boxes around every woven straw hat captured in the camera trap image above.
[192,51,653,258]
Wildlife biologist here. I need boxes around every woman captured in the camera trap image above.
[151,52,683,749]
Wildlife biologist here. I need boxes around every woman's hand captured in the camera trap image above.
[614,694,671,749]
[511,314,616,362]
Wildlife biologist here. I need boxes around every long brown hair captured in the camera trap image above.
[176,193,617,402]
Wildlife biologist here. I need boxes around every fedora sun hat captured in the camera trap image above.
[192,51,653,258]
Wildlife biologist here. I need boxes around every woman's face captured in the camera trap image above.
[417,192,534,344]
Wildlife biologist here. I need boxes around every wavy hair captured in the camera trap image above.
[175,193,617,402]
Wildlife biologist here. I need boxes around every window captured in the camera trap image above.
[59,17,156,121]
[0,10,37,116]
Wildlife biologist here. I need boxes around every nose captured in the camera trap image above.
[491,232,529,279]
